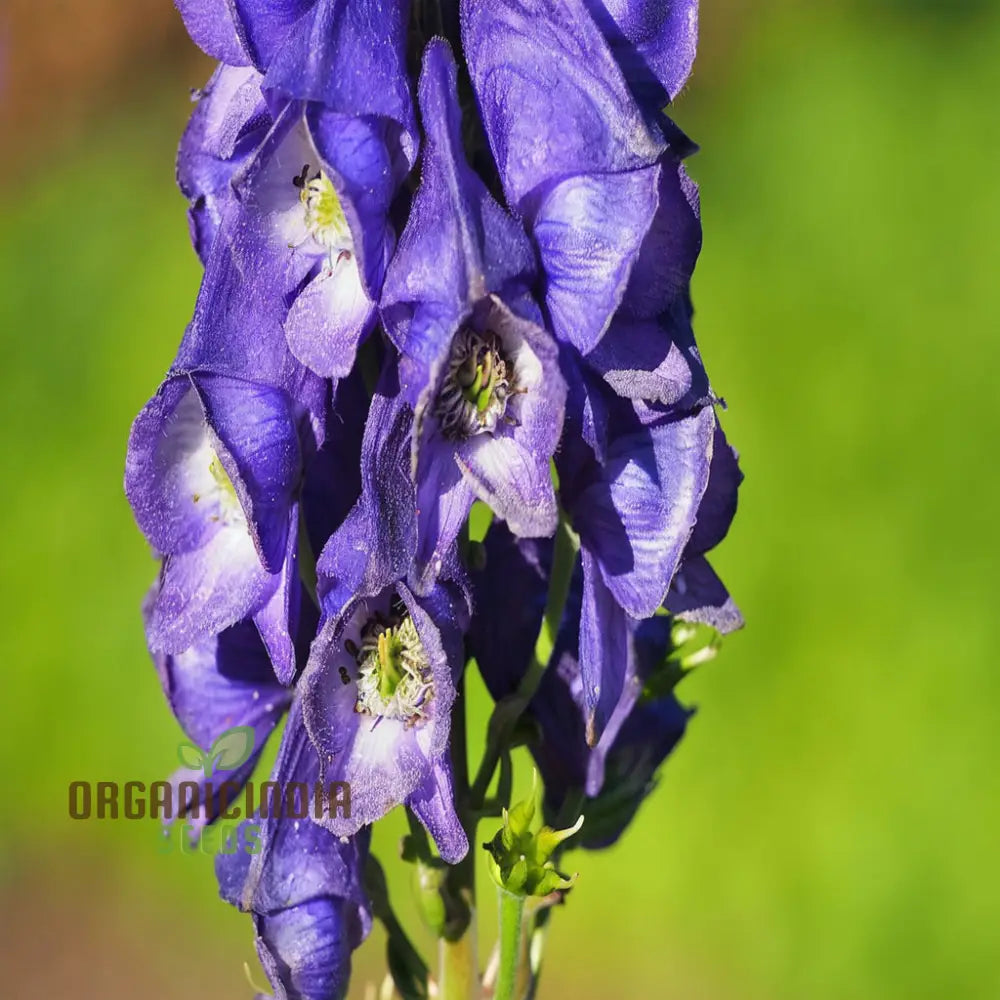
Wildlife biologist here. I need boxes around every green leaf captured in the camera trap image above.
[177,741,205,770]
[209,726,255,773]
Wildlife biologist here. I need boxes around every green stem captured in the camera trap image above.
[296,505,319,610]
[494,891,525,1000]
[470,516,580,807]
[364,856,429,998]
[440,671,478,1000]
[530,513,581,679]
[439,934,477,1000]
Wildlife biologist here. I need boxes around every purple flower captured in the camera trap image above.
[463,0,670,355]
[535,610,693,849]
[126,372,310,680]
[146,588,309,835]
[302,490,470,862]
[471,397,740,742]
[174,0,419,380]
[381,40,566,587]
[217,703,371,1000]
[469,525,721,848]
[176,99,401,381]
[300,582,471,862]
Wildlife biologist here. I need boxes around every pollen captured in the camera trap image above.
[353,605,433,727]
[434,327,523,440]
[292,164,351,252]
[195,454,244,525]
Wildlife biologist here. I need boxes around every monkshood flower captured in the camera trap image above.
[300,576,471,861]
[469,523,733,849]
[177,99,401,380]
[470,392,739,741]
[555,367,717,741]
[381,40,565,586]
[177,63,269,263]
[174,0,417,378]
[473,395,741,707]
[302,460,471,862]
[126,372,317,682]
[145,582,316,835]
[217,703,371,1000]
[463,0,672,355]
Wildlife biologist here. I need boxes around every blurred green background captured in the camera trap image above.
[2,1,999,997]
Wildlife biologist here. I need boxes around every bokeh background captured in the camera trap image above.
[2,0,999,997]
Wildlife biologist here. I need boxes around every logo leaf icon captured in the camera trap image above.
[177,740,206,771]
[208,726,255,776]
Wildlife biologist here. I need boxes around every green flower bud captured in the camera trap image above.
[400,826,471,940]
[483,773,584,897]
[413,860,449,937]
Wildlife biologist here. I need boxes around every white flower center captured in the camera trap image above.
[434,327,522,440]
[292,164,352,253]
[348,605,433,728]
[197,453,244,526]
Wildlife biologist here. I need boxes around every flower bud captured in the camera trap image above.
[483,773,584,898]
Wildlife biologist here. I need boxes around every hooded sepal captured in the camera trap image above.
[462,0,665,210]
[462,0,668,352]
[229,0,418,176]
[381,39,536,364]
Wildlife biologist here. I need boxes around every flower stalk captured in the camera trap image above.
[494,890,525,1000]
[128,1,743,997]
[440,672,479,1000]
